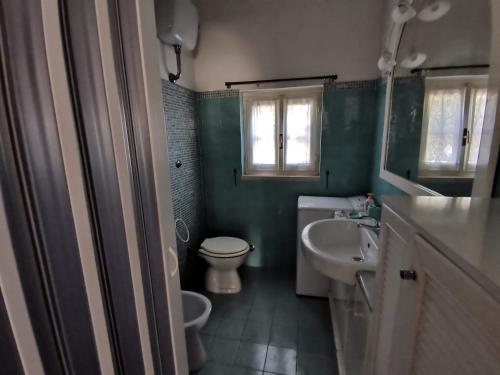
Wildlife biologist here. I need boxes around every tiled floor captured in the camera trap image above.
[191,267,338,375]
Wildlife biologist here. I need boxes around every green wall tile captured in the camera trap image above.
[199,86,379,269]
[370,81,406,201]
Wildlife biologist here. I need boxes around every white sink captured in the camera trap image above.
[301,219,378,285]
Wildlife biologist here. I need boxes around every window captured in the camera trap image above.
[242,86,323,177]
[419,76,488,178]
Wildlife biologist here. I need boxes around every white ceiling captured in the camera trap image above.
[396,0,491,73]
[190,0,386,91]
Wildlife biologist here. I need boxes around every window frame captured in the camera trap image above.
[242,86,323,178]
[418,75,488,179]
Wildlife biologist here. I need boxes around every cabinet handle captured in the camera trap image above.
[400,269,417,280]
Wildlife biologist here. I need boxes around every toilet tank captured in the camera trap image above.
[296,196,358,297]
[155,0,198,51]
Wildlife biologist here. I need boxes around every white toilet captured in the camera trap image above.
[181,291,212,371]
[198,236,250,294]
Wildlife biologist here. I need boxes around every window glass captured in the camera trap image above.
[466,88,487,170]
[285,98,313,166]
[419,76,488,178]
[422,88,464,170]
[242,86,322,177]
[250,100,276,166]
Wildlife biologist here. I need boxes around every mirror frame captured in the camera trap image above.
[379,2,500,197]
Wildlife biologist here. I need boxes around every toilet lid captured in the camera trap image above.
[200,236,249,255]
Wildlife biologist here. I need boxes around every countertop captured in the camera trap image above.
[383,196,500,301]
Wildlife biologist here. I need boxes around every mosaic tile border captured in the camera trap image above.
[169,78,382,99]
[333,79,379,90]
[161,79,197,96]
[196,89,240,99]
[378,77,388,86]
[196,78,381,100]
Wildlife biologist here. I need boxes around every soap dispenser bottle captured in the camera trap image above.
[364,193,375,212]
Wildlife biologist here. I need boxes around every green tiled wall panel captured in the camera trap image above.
[199,87,380,269]
[370,82,406,201]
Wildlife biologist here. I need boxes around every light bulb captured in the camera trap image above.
[401,52,427,69]
[418,0,451,22]
[392,1,417,24]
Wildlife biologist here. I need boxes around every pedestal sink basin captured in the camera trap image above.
[301,219,378,285]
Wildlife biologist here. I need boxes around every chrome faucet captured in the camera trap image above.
[357,221,381,237]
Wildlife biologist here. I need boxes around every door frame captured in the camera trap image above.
[115,0,189,372]
[0,0,105,373]
[94,0,188,373]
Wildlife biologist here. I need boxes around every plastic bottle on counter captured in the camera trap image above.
[364,193,375,212]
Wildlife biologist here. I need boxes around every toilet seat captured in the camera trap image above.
[199,236,249,258]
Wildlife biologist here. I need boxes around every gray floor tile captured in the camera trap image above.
[296,352,338,375]
[297,326,335,356]
[234,342,268,371]
[273,305,298,326]
[224,304,251,320]
[269,323,297,349]
[215,318,246,340]
[254,294,277,310]
[299,299,331,331]
[201,316,220,335]
[194,362,233,375]
[231,366,264,375]
[209,306,228,321]
[208,294,230,310]
[206,337,239,364]
[195,268,337,375]
[200,334,212,348]
[302,316,331,331]
[224,295,253,311]
[277,292,300,309]
[241,320,271,344]
[264,346,297,375]
[249,304,275,322]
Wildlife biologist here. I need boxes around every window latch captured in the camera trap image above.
[279,133,283,149]
[462,128,470,146]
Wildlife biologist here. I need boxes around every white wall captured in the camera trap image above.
[191,0,385,91]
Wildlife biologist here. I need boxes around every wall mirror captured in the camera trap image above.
[383,0,494,196]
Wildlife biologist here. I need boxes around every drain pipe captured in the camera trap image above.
[168,44,182,83]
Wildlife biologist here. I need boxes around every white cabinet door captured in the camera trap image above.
[370,208,420,375]
[410,235,500,375]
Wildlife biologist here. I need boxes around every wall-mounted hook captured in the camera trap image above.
[175,160,182,168]
[233,168,238,187]
[326,169,330,189]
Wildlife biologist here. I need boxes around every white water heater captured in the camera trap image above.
[155,0,198,51]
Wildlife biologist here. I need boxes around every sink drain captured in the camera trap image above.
[352,256,364,262]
